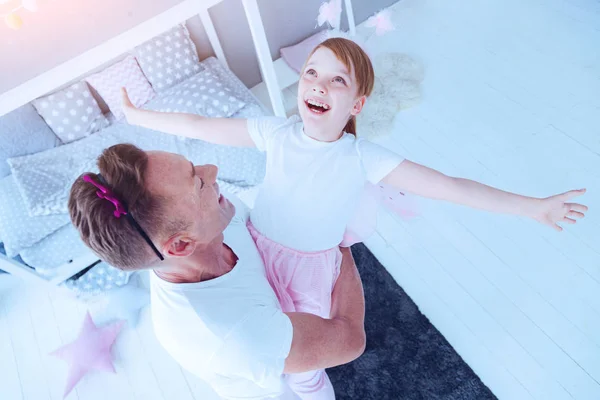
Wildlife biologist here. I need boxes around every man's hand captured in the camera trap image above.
[283,247,366,373]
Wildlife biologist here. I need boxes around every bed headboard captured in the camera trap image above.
[0,0,227,117]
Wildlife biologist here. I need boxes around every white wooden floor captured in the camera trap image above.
[363,0,600,399]
[1,0,599,399]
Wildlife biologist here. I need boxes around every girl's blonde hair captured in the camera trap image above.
[304,38,375,135]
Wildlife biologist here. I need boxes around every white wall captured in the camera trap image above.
[0,0,397,94]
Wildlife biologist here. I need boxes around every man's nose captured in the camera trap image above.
[197,164,219,184]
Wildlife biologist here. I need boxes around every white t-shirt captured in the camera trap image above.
[151,194,294,400]
[247,116,404,252]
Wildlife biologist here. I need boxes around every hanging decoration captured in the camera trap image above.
[365,9,395,36]
[317,0,342,30]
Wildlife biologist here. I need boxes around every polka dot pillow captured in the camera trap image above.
[133,24,203,92]
[32,82,110,144]
[145,69,246,117]
[0,175,70,258]
[86,55,156,120]
[63,262,133,298]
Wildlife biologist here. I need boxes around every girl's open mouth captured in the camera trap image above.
[305,98,331,114]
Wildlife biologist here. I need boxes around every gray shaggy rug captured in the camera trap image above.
[328,244,497,400]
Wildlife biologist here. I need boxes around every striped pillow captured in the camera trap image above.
[86,55,155,120]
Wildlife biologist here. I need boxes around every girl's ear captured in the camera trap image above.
[351,96,367,116]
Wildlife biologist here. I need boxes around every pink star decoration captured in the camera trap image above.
[317,0,342,29]
[365,9,395,36]
[50,312,125,398]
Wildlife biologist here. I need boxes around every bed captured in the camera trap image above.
[0,0,271,294]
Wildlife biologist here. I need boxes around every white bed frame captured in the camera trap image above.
[0,0,355,286]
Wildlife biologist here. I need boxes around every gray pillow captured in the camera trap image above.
[133,24,203,92]
[32,81,110,144]
[0,175,70,257]
[19,223,91,277]
[6,123,173,217]
[0,104,61,178]
[63,262,132,298]
[144,69,247,117]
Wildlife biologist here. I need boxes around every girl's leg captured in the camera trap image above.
[247,222,342,399]
[282,249,342,400]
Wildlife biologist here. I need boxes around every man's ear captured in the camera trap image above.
[163,235,196,258]
[350,96,367,116]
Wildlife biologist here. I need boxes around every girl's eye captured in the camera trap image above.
[334,76,346,84]
[306,69,316,76]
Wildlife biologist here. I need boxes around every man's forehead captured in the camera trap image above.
[146,151,188,193]
[147,151,186,168]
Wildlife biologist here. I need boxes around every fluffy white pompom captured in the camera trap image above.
[358,53,424,139]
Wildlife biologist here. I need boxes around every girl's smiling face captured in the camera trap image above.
[298,47,366,141]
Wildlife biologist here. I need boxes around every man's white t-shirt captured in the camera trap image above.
[247,116,404,252]
[151,194,294,399]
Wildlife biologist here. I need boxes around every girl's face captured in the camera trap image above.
[298,47,365,137]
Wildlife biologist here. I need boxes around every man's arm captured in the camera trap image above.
[121,88,256,147]
[283,247,366,374]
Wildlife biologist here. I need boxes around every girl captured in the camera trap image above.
[122,38,587,399]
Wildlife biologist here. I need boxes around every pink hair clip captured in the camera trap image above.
[83,175,127,218]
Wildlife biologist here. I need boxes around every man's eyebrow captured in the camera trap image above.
[190,161,195,178]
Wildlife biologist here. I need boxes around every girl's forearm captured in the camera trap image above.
[447,177,540,217]
[129,108,206,139]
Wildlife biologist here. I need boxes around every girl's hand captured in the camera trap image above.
[533,189,588,231]
[121,87,137,124]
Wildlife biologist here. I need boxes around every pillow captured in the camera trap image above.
[6,121,184,217]
[144,69,246,118]
[0,175,70,257]
[63,262,132,298]
[0,104,61,178]
[86,55,155,120]
[280,30,327,73]
[19,223,91,276]
[32,82,110,144]
[6,123,140,217]
[133,24,203,92]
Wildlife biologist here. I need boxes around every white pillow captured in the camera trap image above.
[133,24,203,92]
[32,82,110,144]
[144,69,246,117]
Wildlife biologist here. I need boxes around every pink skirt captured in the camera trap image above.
[247,221,342,318]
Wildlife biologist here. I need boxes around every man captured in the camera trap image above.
[68,143,366,399]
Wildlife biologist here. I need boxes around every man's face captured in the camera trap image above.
[145,151,235,251]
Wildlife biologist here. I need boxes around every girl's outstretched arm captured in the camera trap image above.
[121,88,256,148]
[381,160,588,231]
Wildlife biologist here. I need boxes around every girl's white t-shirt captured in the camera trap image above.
[248,116,404,252]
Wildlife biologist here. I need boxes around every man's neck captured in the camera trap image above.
[154,237,237,284]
